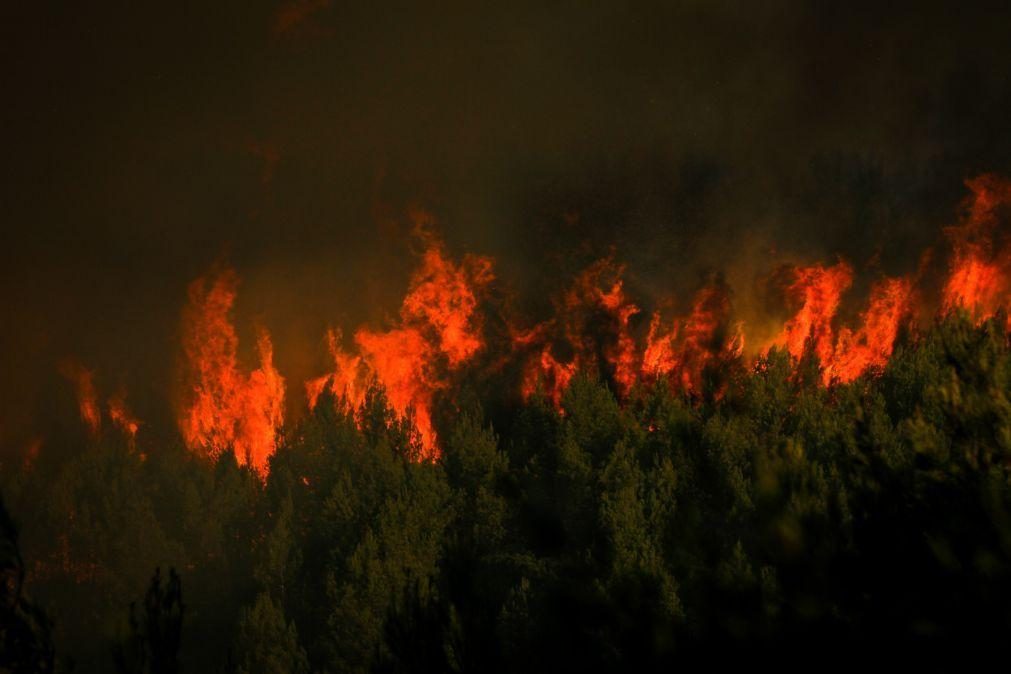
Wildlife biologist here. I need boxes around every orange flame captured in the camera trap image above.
[179,268,285,476]
[942,174,1011,325]
[516,259,639,405]
[60,361,102,434]
[308,226,492,458]
[515,323,579,408]
[643,282,744,393]
[761,263,913,384]
[107,392,140,439]
[826,276,913,383]
[769,261,854,365]
[60,174,1011,468]
[60,361,143,441]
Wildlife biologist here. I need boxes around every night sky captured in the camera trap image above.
[3,1,1011,453]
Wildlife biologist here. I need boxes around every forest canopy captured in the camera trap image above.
[5,310,1011,672]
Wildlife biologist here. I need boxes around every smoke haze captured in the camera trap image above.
[3,0,1011,453]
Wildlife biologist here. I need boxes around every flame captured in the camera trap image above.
[59,361,143,442]
[942,174,1011,324]
[643,282,744,393]
[305,328,366,409]
[516,259,639,405]
[107,392,140,439]
[768,261,854,365]
[51,174,1011,469]
[60,361,101,434]
[308,225,492,459]
[179,268,285,476]
[761,264,913,384]
[514,323,579,408]
[827,277,913,383]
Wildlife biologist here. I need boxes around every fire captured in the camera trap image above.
[308,224,493,459]
[59,361,142,441]
[515,259,639,405]
[48,174,1011,472]
[108,392,140,439]
[305,329,366,409]
[401,232,494,366]
[768,261,854,365]
[60,361,101,434]
[179,268,285,476]
[514,323,579,408]
[643,282,744,393]
[827,277,913,383]
[760,264,913,384]
[942,174,1011,324]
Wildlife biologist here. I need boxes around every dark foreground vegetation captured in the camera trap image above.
[5,312,1011,672]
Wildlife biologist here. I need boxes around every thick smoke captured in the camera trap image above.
[3,1,1011,457]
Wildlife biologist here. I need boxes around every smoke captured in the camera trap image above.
[3,1,1011,455]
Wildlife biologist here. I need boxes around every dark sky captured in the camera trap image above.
[3,1,1011,450]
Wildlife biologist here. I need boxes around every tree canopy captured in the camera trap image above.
[5,313,1011,671]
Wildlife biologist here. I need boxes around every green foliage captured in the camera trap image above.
[114,567,184,674]
[232,593,307,674]
[7,315,1011,670]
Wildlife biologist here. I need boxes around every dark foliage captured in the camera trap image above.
[0,494,54,673]
[5,313,1011,672]
[114,568,184,674]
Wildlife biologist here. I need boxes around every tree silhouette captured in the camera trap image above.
[0,492,54,673]
[115,567,184,674]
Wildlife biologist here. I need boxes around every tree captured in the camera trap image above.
[232,593,308,674]
[114,567,184,674]
[0,492,55,673]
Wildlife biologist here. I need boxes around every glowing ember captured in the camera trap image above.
[179,268,285,477]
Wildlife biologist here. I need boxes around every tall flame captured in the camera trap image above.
[308,224,493,459]
[54,174,1011,470]
[942,174,1011,325]
[179,268,285,476]
[761,264,913,384]
[769,261,854,365]
[828,277,913,383]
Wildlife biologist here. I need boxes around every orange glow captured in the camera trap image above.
[827,277,913,383]
[308,224,492,458]
[942,174,1011,324]
[644,283,743,393]
[515,323,579,408]
[57,174,1011,470]
[761,264,913,384]
[59,361,144,442]
[179,268,285,477]
[107,392,140,439]
[516,259,639,406]
[60,361,102,434]
[769,261,854,365]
